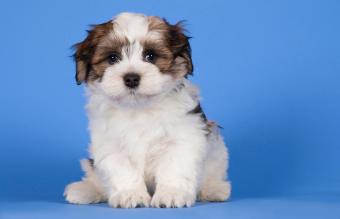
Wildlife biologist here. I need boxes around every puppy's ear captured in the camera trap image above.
[73,21,112,85]
[167,21,193,76]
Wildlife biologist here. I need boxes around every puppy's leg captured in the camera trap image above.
[151,133,207,208]
[199,124,231,202]
[96,154,151,208]
[64,159,107,204]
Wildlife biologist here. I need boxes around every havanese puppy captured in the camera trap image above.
[64,12,231,208]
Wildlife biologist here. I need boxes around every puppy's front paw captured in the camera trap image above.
[109,188,151,208]
[151,186,196,208]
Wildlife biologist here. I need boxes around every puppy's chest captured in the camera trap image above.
[93,107,181,149]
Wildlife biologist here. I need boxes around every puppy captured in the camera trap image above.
[64,12,231,208]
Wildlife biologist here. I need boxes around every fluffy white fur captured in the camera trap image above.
[64,13,231,208]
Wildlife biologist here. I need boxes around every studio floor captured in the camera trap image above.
[2,194,340,219]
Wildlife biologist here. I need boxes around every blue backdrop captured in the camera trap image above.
[1,0,339,218]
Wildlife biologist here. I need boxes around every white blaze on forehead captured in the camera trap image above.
[112,12,150,41]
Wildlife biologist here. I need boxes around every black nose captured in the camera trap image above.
[123,73,140,88]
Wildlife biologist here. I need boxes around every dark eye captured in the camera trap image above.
[108,53,120,64]
[144,51,156,63]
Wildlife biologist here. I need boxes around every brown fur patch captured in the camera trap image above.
[74,21,114,84]
[91,36,129,79]
[146,17,193,77]
[142,40,173,72]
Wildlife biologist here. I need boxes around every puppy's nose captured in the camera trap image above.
[123,73,140,88]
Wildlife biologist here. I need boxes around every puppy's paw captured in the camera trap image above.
[151,186,196,208]
[108,188,151,208]
[64,181,103,204]
[199,180,231,202]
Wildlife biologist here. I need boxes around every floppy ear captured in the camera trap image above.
[74,52,89,85]
[168,21,193,76]
[73,21,112,85]
[73,33,94,85]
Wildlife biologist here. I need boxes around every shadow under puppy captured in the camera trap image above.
[64,12,231,208]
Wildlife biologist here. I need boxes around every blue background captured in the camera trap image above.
[1,0,339,218]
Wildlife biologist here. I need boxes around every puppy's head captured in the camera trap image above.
[74,12,193,106]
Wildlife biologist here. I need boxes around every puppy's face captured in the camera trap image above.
[74,13,193,106]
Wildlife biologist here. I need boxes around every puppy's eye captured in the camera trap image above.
[108,53,120,64]
[144,51,156,63]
